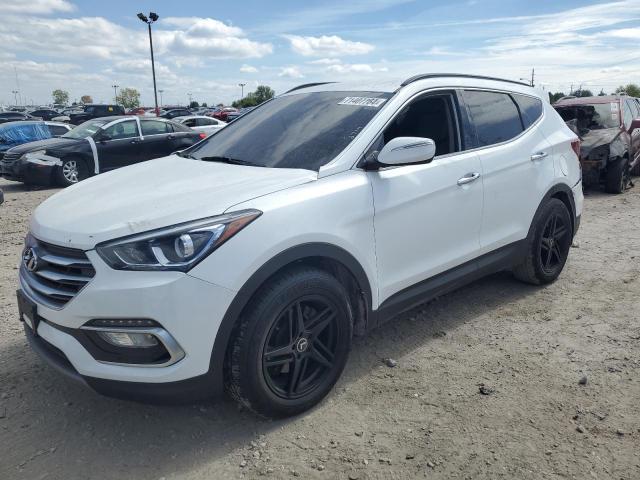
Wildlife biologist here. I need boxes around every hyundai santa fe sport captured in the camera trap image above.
[18,74,583,417]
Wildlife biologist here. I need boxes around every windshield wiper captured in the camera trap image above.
[198,156,259,166]
[176,151,195,159]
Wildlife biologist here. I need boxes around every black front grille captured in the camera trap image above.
[1,151,21,165]
[20,238,95,309]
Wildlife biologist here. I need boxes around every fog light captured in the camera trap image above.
[97,331,159,348]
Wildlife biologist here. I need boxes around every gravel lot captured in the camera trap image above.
[1,178,639,480]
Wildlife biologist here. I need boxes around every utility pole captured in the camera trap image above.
[239,82,246,99]
[112,84,119,104]
[530,68,535,87]
[12,90,19,106]
[137,12,160,115]
[188,92,193,106]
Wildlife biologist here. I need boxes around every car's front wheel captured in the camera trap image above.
[227,267,353,417]
[55,158,87,187]
[513,198,573,285]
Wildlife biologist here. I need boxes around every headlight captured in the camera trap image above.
[96,209,261,271]
[23,150,47,160]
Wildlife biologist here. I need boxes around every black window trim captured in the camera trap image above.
[459,87,545,152]
[356,88,465,170]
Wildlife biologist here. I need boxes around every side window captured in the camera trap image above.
[103,120,139,140]
[462,90,523,147]
[512,94,543,129]
[381,94,460,157]
[196,118,214,126]
[47,125,69,136]
[141,120,170,135]
[182,119,197,127]
[623,100,633,128]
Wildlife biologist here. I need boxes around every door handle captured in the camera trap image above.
[130,139,139,144]
[168,134,175,139]
[530,151,548,161]
[457,172,481,186]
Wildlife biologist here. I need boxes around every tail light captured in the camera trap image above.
[570,138,581,158]
[198,133,207,139]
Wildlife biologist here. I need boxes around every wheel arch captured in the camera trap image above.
[207,243,374,394]
[535,183,576,237]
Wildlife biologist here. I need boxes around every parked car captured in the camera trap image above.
[213,107,238,122]
[28,109,61,121]
[69,104,125,125]
[0,121,72,161]
[226,106,255,122]
[160,108,192,119]
[17,74,582,417]
[0,111,40,124]
[1,116,204,186]
[127,107,147,116]
[553,95,640,192]
[173,115,226,136]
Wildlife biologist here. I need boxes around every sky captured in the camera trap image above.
[1,0,639,107]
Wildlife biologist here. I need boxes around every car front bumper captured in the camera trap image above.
[21,249,237,402]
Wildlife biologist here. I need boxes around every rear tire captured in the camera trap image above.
[55,158,87,187]
[604,157,628,194]
[226,267,353,418]
[513,198,573,285]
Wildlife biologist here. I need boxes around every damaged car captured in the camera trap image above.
[553,95,640,193]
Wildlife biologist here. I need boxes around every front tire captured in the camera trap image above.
[513,198,573,285]
[227,267,353,417]
[604,157,628,194]
[55,158,87,187]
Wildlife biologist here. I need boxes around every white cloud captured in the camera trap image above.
[326,63,388,74]
[285,35,374,57]
[279,66,304,78]
[240,64,259,73]
[0,0,75,14]
[162,17,244,37]
[308,58,341,65]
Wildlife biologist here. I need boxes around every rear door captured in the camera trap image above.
[460,89,553,254]
[624,99,640,163]
[139,119,176,160]
[97,119,143,170]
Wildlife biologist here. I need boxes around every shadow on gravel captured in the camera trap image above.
[0,182,59,194]
[0,271,538,479]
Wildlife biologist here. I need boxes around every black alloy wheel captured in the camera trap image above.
[262,296,339,400]
[538,212,571,276]
[227,267,353,417]
[513,198,573,285]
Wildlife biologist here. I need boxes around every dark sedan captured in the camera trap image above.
[28,109,62,121]
[0,112,40,124]
[160,108,192,119]
[0,116,205,186]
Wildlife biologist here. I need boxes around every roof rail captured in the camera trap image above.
[285,82,336,94]
[400,73,531,88]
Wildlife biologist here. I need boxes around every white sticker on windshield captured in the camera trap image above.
[338,97,386,108]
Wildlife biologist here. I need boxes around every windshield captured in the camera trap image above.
[186,91,392,171]
[63,119,109,138]
[556,103,620,131]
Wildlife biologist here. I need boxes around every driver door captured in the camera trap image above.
[369,92,483,305]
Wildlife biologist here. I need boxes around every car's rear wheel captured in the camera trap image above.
[604,157,628,194]
[55,158,87,187]
[513,198,573,285]
[227,267,353,417]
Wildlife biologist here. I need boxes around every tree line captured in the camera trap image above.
[548,83,640,103]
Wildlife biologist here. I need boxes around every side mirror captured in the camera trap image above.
[377,137,436,166]
[98,132,111,142]
[629,118,640,135]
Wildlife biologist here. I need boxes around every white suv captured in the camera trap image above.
[18,74,583,417]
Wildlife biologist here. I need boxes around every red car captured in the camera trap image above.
[213,107,238,122]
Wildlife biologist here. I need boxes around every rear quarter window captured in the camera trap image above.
[462,90,524,147]
[513,94,543,129]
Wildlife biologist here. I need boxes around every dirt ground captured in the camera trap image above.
[0,177,639,480]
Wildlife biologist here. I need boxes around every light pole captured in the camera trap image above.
[188,92,192,107]
[137,12,160,115]
[11,90,19,106]
[158,89,164,108]
[112,84,119,104]
[239,82,246,99]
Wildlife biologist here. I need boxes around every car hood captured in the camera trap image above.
[31,155,317,249]
[578,128,622,156]
[7,136,84,155]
